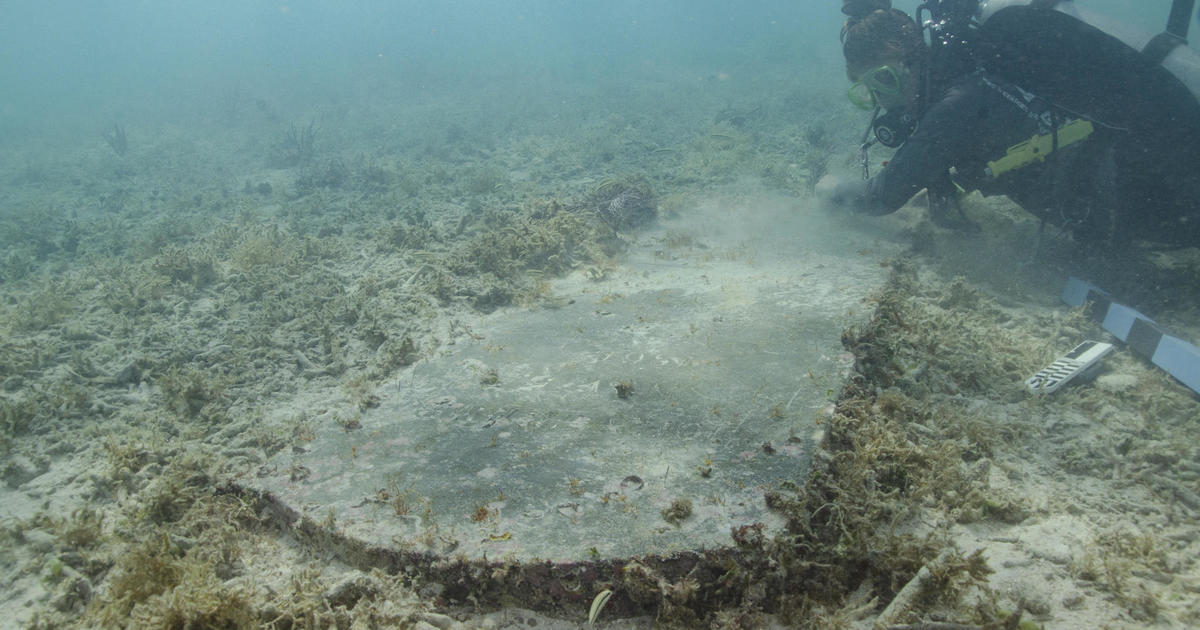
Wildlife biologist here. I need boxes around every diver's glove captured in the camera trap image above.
[842,0,892,18]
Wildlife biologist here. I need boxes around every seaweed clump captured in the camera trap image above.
[749,259,1036,625]
[660,498,693,527]
[270,121,317,167]
[444,200,618,312]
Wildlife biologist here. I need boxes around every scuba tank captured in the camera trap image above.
[917,0,980,85]
[975,1,1200,127]
[972,0,1200,202]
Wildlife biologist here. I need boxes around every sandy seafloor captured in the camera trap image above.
[2,57,1199,630]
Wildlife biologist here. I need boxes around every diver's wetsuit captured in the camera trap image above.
[846,71,1124,242]
[840,17,1200,246]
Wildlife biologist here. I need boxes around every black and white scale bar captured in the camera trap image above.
[1063,276,1200,396]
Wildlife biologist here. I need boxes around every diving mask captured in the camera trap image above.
[848,65,904,110]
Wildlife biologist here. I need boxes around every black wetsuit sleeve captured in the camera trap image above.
[856,142,931,215]
[851,78,1026,216]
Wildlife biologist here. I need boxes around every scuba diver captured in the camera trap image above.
[823,0,1200,248]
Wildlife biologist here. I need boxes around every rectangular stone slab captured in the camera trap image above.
[249,195,898,562]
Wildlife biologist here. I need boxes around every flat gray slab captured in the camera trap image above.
[251,195,898,562]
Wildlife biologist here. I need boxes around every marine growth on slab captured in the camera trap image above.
[251,199,898,561]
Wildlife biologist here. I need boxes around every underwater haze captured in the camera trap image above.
[0,1,843,141]
[0,1,870,626]
[3,1,1200,629]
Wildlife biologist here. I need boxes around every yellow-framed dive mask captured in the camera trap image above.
[848,65,903,110]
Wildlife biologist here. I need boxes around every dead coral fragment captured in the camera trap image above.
[156,366,228,420]
[151,244,219,289]
[57,507,106,551]
[98,533,184,623]
[128,564,256,630]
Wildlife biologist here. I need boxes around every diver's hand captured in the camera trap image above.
[815,174,865,213]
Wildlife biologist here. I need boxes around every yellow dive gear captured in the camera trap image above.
[985,119,1095,178]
